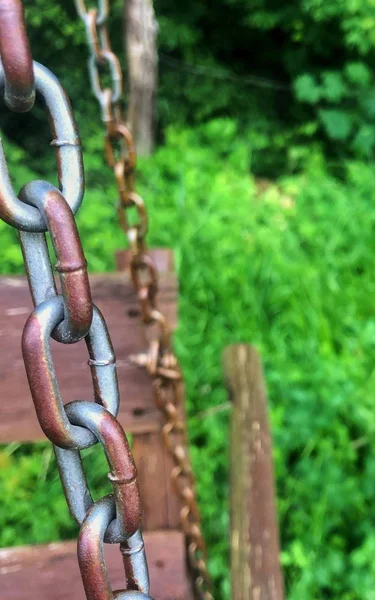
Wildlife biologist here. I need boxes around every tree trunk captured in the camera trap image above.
[223,344,284,600]
[124,0,158,157]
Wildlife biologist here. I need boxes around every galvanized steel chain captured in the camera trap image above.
[0,3,152,598]
[74,2,214,598]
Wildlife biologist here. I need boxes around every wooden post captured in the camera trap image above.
[124,0,158,156]
[223,344,284,600]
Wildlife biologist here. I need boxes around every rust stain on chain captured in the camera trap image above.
[22,309,68,447]
[76,0,215,596]
[43,189,93,341]
[0,0,35,112]
[99,411,142,537]
[79,515,112,600]
[0,2,152,598]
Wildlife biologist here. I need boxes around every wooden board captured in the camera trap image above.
[132,383,186,531]
[0,272,177,443]
[0,530,193,600]
[133,431,181,531]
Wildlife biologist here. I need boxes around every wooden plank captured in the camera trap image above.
[133,431,181,531]
[133,383,185,532]
[0,530,194,600]
[223,344,284,600]
[0,271,177,443]
[133,432,170,530]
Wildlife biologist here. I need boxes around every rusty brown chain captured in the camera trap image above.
[0,2,152,598]
[0,0,35,111]
[74,2,214,598]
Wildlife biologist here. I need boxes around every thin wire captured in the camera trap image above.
[159,53,292,92]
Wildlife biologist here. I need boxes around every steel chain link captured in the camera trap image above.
[0,3,152,597]
[0,0,35,112]
[74,2,214,598]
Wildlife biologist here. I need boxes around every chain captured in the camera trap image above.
[74,3,214,598]
[0,4,152,598]
[0,0,35,112]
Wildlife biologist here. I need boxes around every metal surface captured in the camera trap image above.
[78,496,151,600]
[19,181,92,343]
[120,530,150,593]
[22,297,118,449]
[74,1,214,597]
[0,0,35,111]
[75,0,109,25]
[89,50,122,106]
[0,61,84,231]
[0,7,151,598]
[55,400,141,542]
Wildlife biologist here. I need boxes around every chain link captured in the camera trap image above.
[78,496,149,600]
[0,62,84,232]
[0,27,152,600]
[74,2,214,597]
[19,181,92,343]
[0,0,35,112]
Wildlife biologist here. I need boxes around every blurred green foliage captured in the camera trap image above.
[2,0,375,177]
[2,120,375,599]
[2,1,375,599]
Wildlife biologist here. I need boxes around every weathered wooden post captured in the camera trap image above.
[124,0,158,156]
[223,344,284,600]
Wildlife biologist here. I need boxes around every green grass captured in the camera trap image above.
[2,119,375,598]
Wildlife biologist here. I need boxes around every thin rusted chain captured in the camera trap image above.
[74,2,214,597]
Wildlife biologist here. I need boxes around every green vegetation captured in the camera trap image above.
[2,1,375,599]
[2,122,375,598]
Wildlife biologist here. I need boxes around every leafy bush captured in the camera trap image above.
[294,63,375,157]
[2,120,375,598]
[3,0,375,181]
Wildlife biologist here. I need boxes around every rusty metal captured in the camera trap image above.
[0,11,151,598]
[22,297,119,448]
[75,1,214,597]
[19,181,92,343]
[55,400,141,542]
[120,530,150,593]
[0,0,35,112]
[105,122,136,170]
[88,49,122,107]
[78,496,151,600]
[129,254,158,324]
[75,0,109,25]
[119,192,148,250]
[0,61,84,232]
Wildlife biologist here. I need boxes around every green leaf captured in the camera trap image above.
[352,125,375,157]
[294,74,322,104]
[318,110,353,140]
[344,62,372,87]
[359,89,375,119]
[321,72,348,102]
